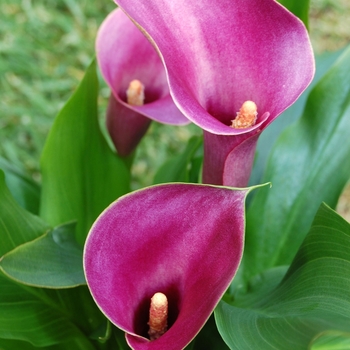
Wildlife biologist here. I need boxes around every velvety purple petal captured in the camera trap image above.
[114,0,314,135]
[84,184,249,350]
[223,133,261,187]
[96,8,188,125]
[203,131,260,186]
[202,110,269,186]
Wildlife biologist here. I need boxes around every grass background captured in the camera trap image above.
[1,0,350,189]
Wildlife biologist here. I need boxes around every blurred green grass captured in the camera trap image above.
[0,0,349,188]
[1,0,114,177]
[310,0,350,53]
[0,0,200,188]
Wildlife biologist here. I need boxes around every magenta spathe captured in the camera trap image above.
[83,183,254,349]
[113,0,315,184]
[96,9,188,156]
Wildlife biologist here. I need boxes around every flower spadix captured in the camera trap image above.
[148,292,168,340]
[113,0,315,183]
[96,9,188,156]
[84,183,250,350]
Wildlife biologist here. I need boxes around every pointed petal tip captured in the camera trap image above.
[115,0,315,135]
[96,8,189,126]
[84,183,248,349]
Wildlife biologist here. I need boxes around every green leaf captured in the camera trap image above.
[187,315,229,350]
[216,204,350,349]
[250,49,344,187]
[112,326,130,350]
[0,157,40,215]
[0,338,45,350]
[0,338,38,350]
[0,222,85,288]
[311,332,350,350]
[0,301,91,348]
[0,273,95,349]
[0,80,117,348]
[90,320,129,349]
[40,59,130,245]
[277,0,310,28]
[244,44,350,279]
[0,174,114,347]
[0,170,50,257]
[153,135,202,184]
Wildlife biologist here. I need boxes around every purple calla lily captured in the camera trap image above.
[113,0,315,184]
[96,9,189,156]
[84,183,252,349]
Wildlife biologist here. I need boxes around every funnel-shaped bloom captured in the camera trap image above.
[114,0,315,183]
[84,183,251,349]
[96,9,189,156]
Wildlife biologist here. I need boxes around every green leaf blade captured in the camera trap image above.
[216,204,350,349]
[153,135,202,184]
[277,0,310,28]
[311,332,350,350]
[0,170,50,257]
[0,222,85,288]
[0,273,95,349]
[0,157,41,215]
[40,59,130,245]
[250,49,344,187]
[245,44,350,279]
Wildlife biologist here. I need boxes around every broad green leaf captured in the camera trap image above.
[188,155,203,184]
[153,136,202,184]
[0,338,44,350]
[0,157,40,215]
[0,170,49,256]
[0,337,93,350]
[277,0,310,28]
[88,319,129,349]
[0,175,107,347]
[0,301,93,348]
[0,273,95,349]
[228,265,289,305]
[0,222,85,288]
[311,332,350,350]
[250,49,344,187]
[0,268,109,349]
[187,315,229,350]
[112,326,130,350]
[243,44,350,279]
[216,204,350,349]
[40,59,130,245]
[89,319,112,342]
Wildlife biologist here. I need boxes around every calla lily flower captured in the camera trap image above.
[96,9,189,156]
[84,183,252,349]
[113,0,315,184]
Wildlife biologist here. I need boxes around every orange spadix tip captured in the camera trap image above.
[126,79,145,106]
[240,101,257,114]
[148,292,168,341]
[151,292,168,308]
[231,100,258,129]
